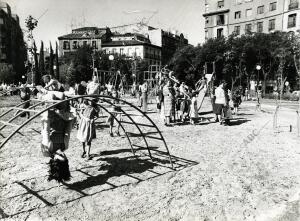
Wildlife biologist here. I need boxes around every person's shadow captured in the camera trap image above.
[68,156,156,191]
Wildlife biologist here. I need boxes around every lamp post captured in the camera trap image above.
[256,64,261,105]
[109,54,114,70]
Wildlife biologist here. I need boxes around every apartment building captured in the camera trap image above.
[111,23,188,64]
[203,0,300,39]
[102,33,161,66]
[0,1,26,74]
[57,27,112,57]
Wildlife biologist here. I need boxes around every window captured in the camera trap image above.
[234,26,241,35]
[205,30,208,39]
[257,6,264,14]
[92,40,97,49]
[120,48,124,55]
[235,11,241,19]
[257,22,263,33]
[245,24,252,33]
[0,18,3,25]
[270,2,277,11]
[112,48,116,54]
[269,19,276,30]
[205,17,209,24]
[205,4,209,12]
[236,0,242,4]
[288,13,297,28]
[63,41,70,50]
[217,14,225,25]
[289,0,299,10]
[72,41,78,49]
[83,41,87,46]
[217,1,224,8]
[217,28,224,38]
[246,8,252,17]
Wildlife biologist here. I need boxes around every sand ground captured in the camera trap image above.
[0,96,300,221]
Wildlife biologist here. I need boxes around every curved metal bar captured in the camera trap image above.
[0,100,30,118]
[92,102,135,156]
[0,95,173,169]
[0,101,45,132]
[101,98,152,160]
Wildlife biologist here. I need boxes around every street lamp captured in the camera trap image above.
[256,64,261,104]
[109,54,114,71]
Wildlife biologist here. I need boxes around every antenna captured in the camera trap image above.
[122,9,158,26]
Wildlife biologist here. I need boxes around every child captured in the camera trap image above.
[189,92,198,125]
[77,99,99,160]
[16,84,31,118]
[41,101,75,182]
[107,87,121,136]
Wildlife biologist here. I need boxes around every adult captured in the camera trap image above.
[214,80,226,124]
[163,80,175,126]
[43,75,63,92]
[141,81,148,112]
[87,76,100,95]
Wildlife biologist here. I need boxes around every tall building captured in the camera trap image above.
[0,1,26,75]
[203,0,300,39]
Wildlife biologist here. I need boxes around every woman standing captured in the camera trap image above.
[141,81,148,112]
[214,80,226,124]
[163,80,175,126]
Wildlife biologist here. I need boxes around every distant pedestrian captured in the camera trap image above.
[214,80,226,124]
[141,81,148,112]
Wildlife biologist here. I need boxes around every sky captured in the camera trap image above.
[4,0,205,49]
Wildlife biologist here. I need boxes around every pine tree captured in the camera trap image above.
[55,41,60,80]
[33,41,39,85]
[49,42,54,76]
[39,41,45,80]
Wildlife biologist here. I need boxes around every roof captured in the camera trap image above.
[102,40,161,49]
[58,30,107,40]
[203,9,230,17]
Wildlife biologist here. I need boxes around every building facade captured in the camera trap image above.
[57,27,112,57]
[203,0,300,39]
[0,1,26,75]
[111,23,188,64]
[102,33,161,66]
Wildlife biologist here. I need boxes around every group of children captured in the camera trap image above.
[15,74,123,182]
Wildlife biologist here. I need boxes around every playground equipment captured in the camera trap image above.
[0,95,174,168]
[197,62,216,112]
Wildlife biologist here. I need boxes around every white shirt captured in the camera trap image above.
[215,86,226,104]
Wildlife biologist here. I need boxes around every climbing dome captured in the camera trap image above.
[0,95,173,168]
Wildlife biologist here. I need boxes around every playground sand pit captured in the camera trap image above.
[1,96,300,221]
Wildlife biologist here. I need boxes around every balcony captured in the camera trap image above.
[289,2,299,10]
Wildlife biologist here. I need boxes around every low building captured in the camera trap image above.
[203,0,300,40]
[0,1,26,75]
[111,23,188,64]
[57,27,112,56]
[102,33,161,66]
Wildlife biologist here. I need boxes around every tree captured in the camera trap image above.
[33,41,39,85]
[49,42,54,76]
[39,41,45,78]
[55,42,60,80]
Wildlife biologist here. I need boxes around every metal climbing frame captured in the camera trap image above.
[0,95,173,168]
